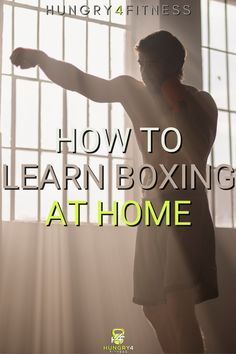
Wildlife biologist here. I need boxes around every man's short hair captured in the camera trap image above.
[136,31,186,79]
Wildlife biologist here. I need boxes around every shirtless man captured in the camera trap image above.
[11,30,218,353]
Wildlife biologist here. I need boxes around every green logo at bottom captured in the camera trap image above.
[111,328,125,345]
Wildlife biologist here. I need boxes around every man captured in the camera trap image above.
[11,30,218,353]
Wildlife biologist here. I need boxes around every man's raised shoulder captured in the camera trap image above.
[195,90,218,121]
[112,75,144,89]
[185,84,218,120]
[110,75,145,103]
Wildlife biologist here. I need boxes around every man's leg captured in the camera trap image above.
[166,287,204,353]
[143,304,178,353]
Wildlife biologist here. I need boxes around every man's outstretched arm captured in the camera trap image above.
[10,48,134,103]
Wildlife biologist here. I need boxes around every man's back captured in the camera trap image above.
[119,76,218,192]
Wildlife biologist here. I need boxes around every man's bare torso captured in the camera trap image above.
[118,77,218,193]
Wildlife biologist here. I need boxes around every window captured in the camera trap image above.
[201,0,236,228]
[0,0,132,223]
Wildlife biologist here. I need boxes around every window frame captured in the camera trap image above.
[0,0,135,224]
[201,0,236,228]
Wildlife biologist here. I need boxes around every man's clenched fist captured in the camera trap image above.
[10,48,45,69]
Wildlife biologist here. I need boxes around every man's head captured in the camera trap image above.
[136,31,186,89]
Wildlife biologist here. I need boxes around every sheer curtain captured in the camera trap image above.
[0,222,144,353]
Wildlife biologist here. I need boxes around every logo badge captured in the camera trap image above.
[103,328,134,353]
[111,328,125,345]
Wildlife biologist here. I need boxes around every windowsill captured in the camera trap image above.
[1,220,235,230]
[0,220,132,228]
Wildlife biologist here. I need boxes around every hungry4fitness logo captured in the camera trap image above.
[111,329,125,345]
[103,328,134,353]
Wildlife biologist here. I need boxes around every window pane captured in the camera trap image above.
[231,114,236,167]
[67,92,87,153]
[213,111,230,166]
[215,180,233,228]
[67,154,88,223]
[2,5,12,74]
[228,54,236,111]
[201,0,208,47]
[207,151,212,166]
[202,48,209,92]
[111,103,126,158]
[209,0,226,50]
[15,150,38,221]
[65,18,86,71]
[227,2,236,53]
[15,0,38,6]
[0,76,12,147]
[40,12,62,58]
[88,23,109,78]
[234,188,236,227]
[40,152,62,220]
[111,27,126,78]
[40,0,63,8]
[1,149,11,221]
[89,102,108,156]
[14,7,37,78]
[88,0,109,21]
[88,157,108,223]
[112,158,126,225]
[41,83,63,150]
[111,0,126,25]
[215,188,233,228]
[210,50,228,109]
[207,186,213,218]
[39,13,63,79]
[16,79,39,148]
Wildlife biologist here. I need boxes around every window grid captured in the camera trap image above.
[201,0,235,228]
[0,0,131,223]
